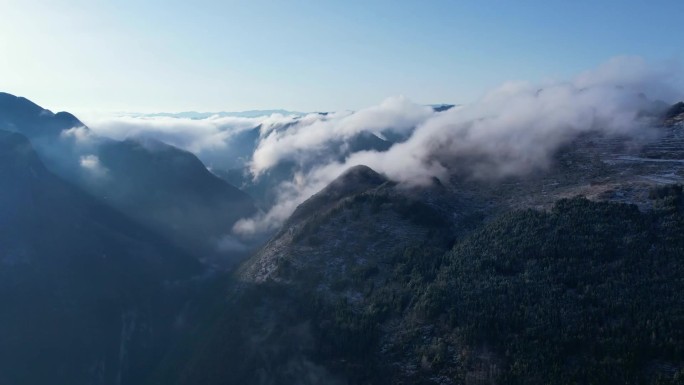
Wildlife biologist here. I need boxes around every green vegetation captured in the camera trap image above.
[420,193,683,384]
[157,187,684,385]
[311,189,684,384]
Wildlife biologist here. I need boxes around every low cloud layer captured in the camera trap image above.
[81,56,682,237]
[83,114,290,153]
[235,56,681,234]
[250,96,434,177]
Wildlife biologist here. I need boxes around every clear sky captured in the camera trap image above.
[1,0,683,114]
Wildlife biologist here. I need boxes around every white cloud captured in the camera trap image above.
[249,96,434,177]
[82,113,299,154]
[233,56,681,235]
[69,57,681,237]
[60,125,93,143]
[79,154,108,176]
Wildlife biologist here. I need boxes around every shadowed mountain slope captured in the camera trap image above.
[0,130,203,385]
[0,92,258,265]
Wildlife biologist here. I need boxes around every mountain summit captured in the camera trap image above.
[0,92,84,138]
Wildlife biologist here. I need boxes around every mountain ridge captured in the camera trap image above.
[0,92,259,265]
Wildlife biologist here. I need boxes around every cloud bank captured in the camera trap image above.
[234,56,680,234]
[83,114,283,153]
[250,96,433,177]
[81,56,681,236]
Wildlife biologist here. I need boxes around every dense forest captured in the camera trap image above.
[154,186,684,385]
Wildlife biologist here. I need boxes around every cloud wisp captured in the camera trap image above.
[79,154,108,177]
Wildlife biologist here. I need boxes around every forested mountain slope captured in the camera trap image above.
[153,161,684,384]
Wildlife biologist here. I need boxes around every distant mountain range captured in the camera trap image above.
[126,104,455,120]
[133,109,303,119]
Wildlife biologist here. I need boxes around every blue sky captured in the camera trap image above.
[1,0,683,113]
